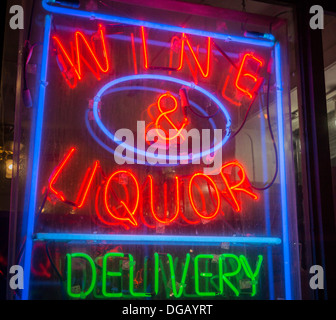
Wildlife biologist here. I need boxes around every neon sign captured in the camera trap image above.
[66,251,263,299]
[19,0,296,301]
[52,24,110,88]
[46,147,258,228]
[53,24,265,105]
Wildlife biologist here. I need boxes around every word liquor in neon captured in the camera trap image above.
[47,147,258,229]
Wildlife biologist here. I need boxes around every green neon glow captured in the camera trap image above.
[239,255,263,297]
[210,275,220,293]
[102,252,124,297]
[65,252,263,299]
[144,256,148,293]
[219,254,241,297]
[158,258,170,298]
[129,254,151,297]
[167,253,190,298]
[154,252,159,295]
[66,253,97,299]
[205,260,210,292]
[194,254,217,297]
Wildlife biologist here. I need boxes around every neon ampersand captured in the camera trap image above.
[154,92,188,141]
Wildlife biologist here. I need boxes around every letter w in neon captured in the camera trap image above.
[52,24,109,88]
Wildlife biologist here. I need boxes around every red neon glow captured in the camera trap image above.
[141,26,184,71]
[184,49,200,84]
[130,33,138,75]
[235,53,264,99]
[141,26,210,79]
[141,26,149,69]
[75,161,99,208]
[144,92,188,145]
[48,147,76,202]
[188,173,221,220]
[168,36,181,74]
[179,181,201,225]
[47,148,259,227]
[222,65,242,107]
[178,34,211,78]
[148,175,180,224]
[48,147,98,208]
[31,244,51,278]
[52,24,109,87]
[95,184,130,230]
[219,161,258,212]
[104,170,140,226]
[155,92,188,141]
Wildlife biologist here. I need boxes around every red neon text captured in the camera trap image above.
[47,148,258,228]
[52,24,109,88]
[145,92,188,143]
[235,53,264,99]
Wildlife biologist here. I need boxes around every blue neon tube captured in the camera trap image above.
[85,85,218,165]
[275,42,292,300]
[34,233,282,246]
[259,103,275,300]
[92,74,231,163]
[22,15,52,300]
[42,0,274,48]
[21,3,292,301]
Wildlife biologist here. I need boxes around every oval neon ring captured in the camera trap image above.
[92,74,232,163]
[86,86,218,166]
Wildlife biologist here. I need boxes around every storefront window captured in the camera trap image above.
[8,0,301,300]
[323,14,336,227]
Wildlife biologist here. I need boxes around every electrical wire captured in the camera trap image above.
[230,93,258,140]
[45,242,64,282]
[246,14,282,191]
[15,190,49,265]
[249,73,279,191]
[187,102,219,119]
[45,241,67,299]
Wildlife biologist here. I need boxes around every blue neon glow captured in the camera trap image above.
[34,233,282,246]
[36,22,240,60]
[92,74,231,163]
[259,106,275,300]
[86,85,218,165]
[275,42,292,300]
[20,2,293,301]
[42,0,274,48]
[22,15,52,300]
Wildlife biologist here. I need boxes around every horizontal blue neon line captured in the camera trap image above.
[275,42,292,300]
[34,233,281,246]
[22,15,52,300]
[40,22,240,59]
[42,0,274,48]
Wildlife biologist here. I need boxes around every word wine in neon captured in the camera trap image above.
[66,251,263,299]
[52,24,265,105]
